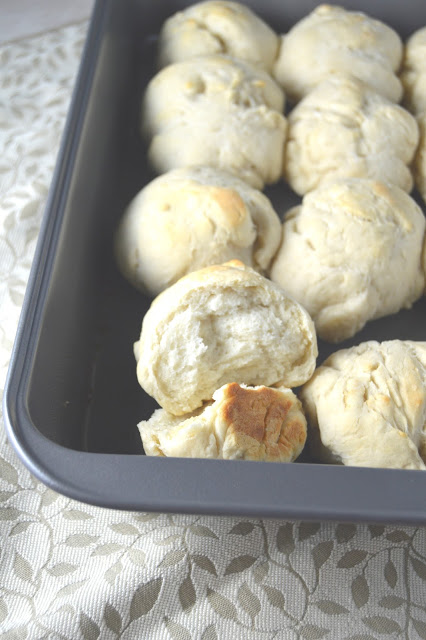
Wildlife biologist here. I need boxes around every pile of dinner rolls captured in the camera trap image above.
[114,1,426,470]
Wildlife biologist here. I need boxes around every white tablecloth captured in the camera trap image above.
[1,22,426,640]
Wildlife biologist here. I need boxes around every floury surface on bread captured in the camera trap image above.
[414,114,426,209]
[300,340,426,470]
[270,179,426,342]
[400,27,426,116]
[273,4,403,103]
[134,261,317,416]
[157,1,279,73]
[284,74,419,195]
[114,167,281,296]
[142,54,287,189]
[139,383,307,462]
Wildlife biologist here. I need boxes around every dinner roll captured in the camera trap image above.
[134,260,317,415]
[158,1,279,73]
[414,113,426,206]
[270,180,425,342]
[115,167,281,296]
[300,340,426,470]
[142,54,287,189]
[284,75,419,195]
[273,4,403,103]
[400,27,426,116]
[139,382,307,462]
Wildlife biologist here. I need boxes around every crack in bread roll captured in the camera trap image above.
[400,27,426,116]
[115,167,281,296]
[158,1,279,73]
[142,54,287,189]
[300,340,426,470]
[270,179,425,343]
[139,383,307,462]
[273,4,403,103]
[134,260,317,416]
[284,75,419,195]
[414,113,426,207]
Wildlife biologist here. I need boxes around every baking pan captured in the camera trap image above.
[4,0,426,523]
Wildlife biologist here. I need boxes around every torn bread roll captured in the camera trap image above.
[273,4,403,103]
[400,27,426,116]
[134,260,317,416]
[139,383,307,462]
[115,166,281,296]
[142,54,287,189]
[270,180,425,342]
[284,74,419,195]
[300,340,426,470]
[158,1,279,73]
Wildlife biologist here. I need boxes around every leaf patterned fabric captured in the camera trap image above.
[1,21,426,640]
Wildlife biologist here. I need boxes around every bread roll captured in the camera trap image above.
[158,1,279,72]
[273,4,403,103]
[413,112,426,206]
[270,180,425,342]
[115,167,281,296]
[400,27,426,115]
[284,75,419,195]
[142,55,287,189]
[300,340,426,470]
[134,260,317,415]
[139,382,307,462]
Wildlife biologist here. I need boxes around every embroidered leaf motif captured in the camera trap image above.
[298,522,321,541]
[159,550,186,568]
[224,555,256,575]
[65,534,99,547]
[262,585,286,611]
[130,578,162,621]
[207,589,238,621]
[154,534,182,546]
[0,456,18,485]
[337,550,367,569]
[300,624,330,638]
[56,580,88,598]
[189,525,218,539]
[379,595,404,609]
[62,509,93,521]
[368,525,385,538]
[1,626,27,640]
[238,583,261,621]
[229,522,255,536]
[384,560,398,588]
[412,618,426,639]
[104,604,122,634]
[9,521,33,536]
[0,598,8,623]
[91,543,123,557]
[314,600,348,615]
[276,523,295,554]
[109,523,139,536]
[362,616,402,634]
[192,555,217,576]
[201,625,218,640]
[14,552,33,581]
[79,613,100,640]
[386,530,411,543]
[47,563,78,577]
[0,507,21,521]
[165,618,192,640]
[133,513,161,522]
[411,557,426,581]
[40,489,60,507]
[104,560,123,585]
[312,541,333,569]
[335,524,357,544]
[179,575,196,612]
[351,575,369,609]
[128,548,146,566]
[253,561,269,584]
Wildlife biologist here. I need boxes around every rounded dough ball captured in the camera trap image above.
[134,260,317,415]
[273,4,403,103]
[300,340,426,470]
[115,167,281,296]
[270,180,425,343]
[158,1,279,72]
[400,27,426,116]
[139,382,307,462]
[414,112,426,206]
[142,54,287,189]
[284,75,419,195]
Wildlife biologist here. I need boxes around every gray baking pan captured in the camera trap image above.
[4,0,426,523]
